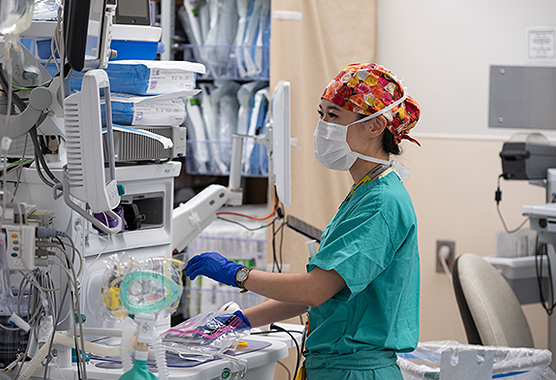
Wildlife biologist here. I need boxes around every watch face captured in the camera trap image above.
[236,269,247,282]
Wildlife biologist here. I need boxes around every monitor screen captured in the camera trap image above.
[271,81,291,207]
[64,0,107,72]
[115,0,151,25]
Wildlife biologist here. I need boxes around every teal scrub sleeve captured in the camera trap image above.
[307,210,394,301]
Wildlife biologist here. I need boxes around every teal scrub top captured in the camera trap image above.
[305,169,420,371]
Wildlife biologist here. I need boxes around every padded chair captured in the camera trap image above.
[452,253,534,348]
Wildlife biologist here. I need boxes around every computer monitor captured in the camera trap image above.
[64,0,109,71]
[270,81,291,207]
[115,0,151,25]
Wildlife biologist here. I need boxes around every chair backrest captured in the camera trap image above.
[452,253,534,348]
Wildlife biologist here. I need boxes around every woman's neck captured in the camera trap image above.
[349,155,389,183]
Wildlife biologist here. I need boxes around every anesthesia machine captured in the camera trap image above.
[0,0,297,379]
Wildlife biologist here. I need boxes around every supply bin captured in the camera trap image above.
[397,341,556,380]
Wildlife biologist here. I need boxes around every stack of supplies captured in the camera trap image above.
[101,60,206,162]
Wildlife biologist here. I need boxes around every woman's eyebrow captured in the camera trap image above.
[321,104,343,112]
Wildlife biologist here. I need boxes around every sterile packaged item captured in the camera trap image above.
[161,310,251,355]
[237,81,267,135]
[99,254,184,320]
[239,0,270,78]
[201,0,238,75]
[233,0,250,78]
[199,83,227,174]
[214,80,240,143]
[101,90,199,126]
[32,0,61,21]
[243,86,269,175]
[103,60,206,95]
[185,97,210,174]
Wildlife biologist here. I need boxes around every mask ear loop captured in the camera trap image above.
[347,89,411,181]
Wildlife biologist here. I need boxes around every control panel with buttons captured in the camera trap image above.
[3,225,37,271]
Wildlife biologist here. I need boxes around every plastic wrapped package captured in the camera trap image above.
[0,0,34,37]
[104,60,206,95]
[214,81,240,143]
[99,255,184,321]
[238,0,270,78]
[32,0,61,20]
[161,310,251,356]
[178,0,269,80]
[397,341,556,380]
[101,90,199,126]
[185,97,211,174]
[243,86,269,175]
[199,83,227,173]
[185,81,269,176]
[201,0,238,75]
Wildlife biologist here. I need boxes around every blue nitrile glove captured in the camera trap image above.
[185,252,242,288]
[233,310,251,328]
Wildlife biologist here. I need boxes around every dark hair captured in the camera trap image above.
[357,113,401,155]
[383,128,401,155]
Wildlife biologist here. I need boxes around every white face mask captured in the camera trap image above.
[313,94,410,180]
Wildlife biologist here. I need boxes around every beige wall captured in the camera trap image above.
[402,137,548,347]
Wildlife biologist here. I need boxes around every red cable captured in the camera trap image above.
[216,197,280,221]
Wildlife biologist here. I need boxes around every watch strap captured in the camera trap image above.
[236,267,253,293]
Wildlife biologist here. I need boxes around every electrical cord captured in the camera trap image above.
[29,126,61,188]
[216,196,280,220]
[495,174,529,234]
[275,361,292,380]
[0,63,26,112]
[41,229,87,380]
[271,209,286,273]
[251,323,305,379]
[535,242,556,315]
[216,215,279,231]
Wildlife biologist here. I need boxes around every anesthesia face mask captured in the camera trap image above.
[313,93,410,180]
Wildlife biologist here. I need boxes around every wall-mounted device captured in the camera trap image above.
[500,141,556,180]
[115,0,151,25]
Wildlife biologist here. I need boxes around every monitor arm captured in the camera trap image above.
[172,135,244,253]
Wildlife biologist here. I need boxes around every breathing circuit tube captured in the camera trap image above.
[17,332,121,380]
[120,320,137,373]
[153,336,170,380]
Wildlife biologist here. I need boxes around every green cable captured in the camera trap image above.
[12,79,53,91]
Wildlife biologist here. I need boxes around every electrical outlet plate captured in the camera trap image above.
[436,240,455,273]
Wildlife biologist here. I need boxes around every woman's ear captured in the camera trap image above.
[367,115,387,138]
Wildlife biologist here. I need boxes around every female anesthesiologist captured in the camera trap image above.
[185,63,422,380]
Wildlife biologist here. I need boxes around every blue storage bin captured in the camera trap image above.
[36,39,59,59]
[110,40,158,61]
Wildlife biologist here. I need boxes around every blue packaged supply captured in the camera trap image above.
[102,90,200,126]
[104,60,206,95]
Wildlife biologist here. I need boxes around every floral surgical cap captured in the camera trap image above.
[322,63,421,146]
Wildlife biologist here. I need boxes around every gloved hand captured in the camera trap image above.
[185,251,242,288]
[233,310,251,328]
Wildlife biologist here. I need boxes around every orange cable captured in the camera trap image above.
[216,197,280,221]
